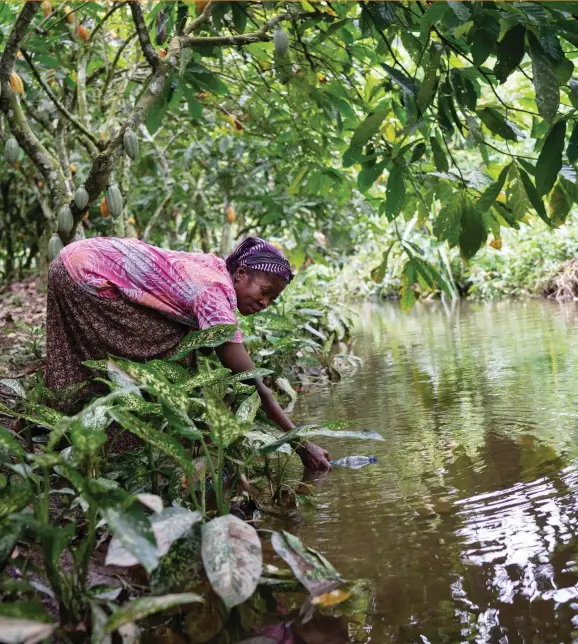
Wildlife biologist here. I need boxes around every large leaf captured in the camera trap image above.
[476,164,511,213]
[477,108,517,141]
[205,393,245,449]
[433,198,461,246]
[201,515,262,609]
[105,594,204,634]
[548,182,571,227]
[384,165,405,222]
[0,486,33,521]
[101,504,158,574]
[567,121,578,164]
[459,199,487,260]
[430,136,449,173]
[348,109,388,151]
[381,63,418,97]
[170,324,238,361]
[108,409,192,469]
[518,167,549,224]
[0,426,24,458]
[178,368,231,395]
[417,45,442,110]
[0,602,54,644]
[535,120,566,196]
[150,524,203,595]
[529,34,560,121]
[236,391,261,426]
[106,507,201,568]
[271,531,342,597]
[494,25,525,83]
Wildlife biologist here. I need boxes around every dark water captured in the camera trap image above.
[292,300,578,643]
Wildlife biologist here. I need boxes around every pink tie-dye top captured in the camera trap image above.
[61,237,242,343]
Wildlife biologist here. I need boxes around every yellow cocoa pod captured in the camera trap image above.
[100,196,110,218]
[41,0,52,17]
[226,206,236,223]
[159,48,167,58]
[64,6,75,24]
[9,72,23,95]
[69,164,77,174]
[77,25,89,42]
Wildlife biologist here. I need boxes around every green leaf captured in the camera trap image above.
[476,164,511,213]
[535,120,566,196]
[567,122,578,164]
[417,45,442,110]
[0,426,24,458]
[400,259,419,312]
[178,368,231,395]
[410,141,426,163]
[447,1,470,23]
[150,524,203,595]
[170,324,238,361]
[83,360,108,371]
[102,503,158,574]
[105,594,203,634]
[477,108,517,141]
[0,617,54,644]
[236,391,260,425]
[450,69,477,111]
[433,198,462,246]
[146,75,174,135]
[380,63,418,97]
[0,486,32,521]
[201,515,262,609]
[370,244,394,283]
[70,405,109,455]
[413,258,452,298]
[0,519,22,573]
[108,409,192,470]
[384,165,405,222]
[348,110,388,150]
[430,136,449,173]
[227,368,274,384]
[459,199,487,259]
[271,530,342,597]
[548,182,571,227]
[494,25,525,83]
[529,33,560,122]
[420,2,448,37]
[146,361,190,383]
[205,393,245,449]
[518,167,550,224]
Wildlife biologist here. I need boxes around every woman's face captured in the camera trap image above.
[233,268,287,316]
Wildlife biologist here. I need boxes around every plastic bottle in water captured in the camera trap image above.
[330,455,378,469]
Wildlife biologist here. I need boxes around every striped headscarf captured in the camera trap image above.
[226,237,294,283]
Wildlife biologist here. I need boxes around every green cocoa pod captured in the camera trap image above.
[105,183,123,219]
[57,204,73,236]
[273,28,289,57]
[123,128,138,160]
[4,136,19,165]
[74,184,89,210]
[48,233,64,261]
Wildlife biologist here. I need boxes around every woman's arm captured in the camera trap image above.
[215,341,331,470]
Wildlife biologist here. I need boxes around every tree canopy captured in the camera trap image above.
[1,1,578,305]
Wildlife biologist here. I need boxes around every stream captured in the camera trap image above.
[291,300,578,643]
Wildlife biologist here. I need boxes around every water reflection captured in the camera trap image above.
[291,300,578,642]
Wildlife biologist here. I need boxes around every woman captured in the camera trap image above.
[45,236,331,471]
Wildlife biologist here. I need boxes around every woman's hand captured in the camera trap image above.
[296,441,332,471]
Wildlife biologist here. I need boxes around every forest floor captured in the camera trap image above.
[0,275,46,378]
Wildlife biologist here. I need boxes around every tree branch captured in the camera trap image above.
[76,49,89,130]
[0,2,39,79]
[184,0,217,35]
[88,1,128,44]
[130,1,160,69]
[20,48,99,152]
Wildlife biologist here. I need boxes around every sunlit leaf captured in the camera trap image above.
[236,391,261,426]
[201,515,262,609]
[170,325,238,361]
[535,120,566,196]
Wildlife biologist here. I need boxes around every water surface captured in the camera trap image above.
[292,300,578,643]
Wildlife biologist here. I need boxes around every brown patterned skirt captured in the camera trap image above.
[45,256,190,415]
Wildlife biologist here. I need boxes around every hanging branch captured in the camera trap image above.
[20,48,99,152]
[130,1,160,69]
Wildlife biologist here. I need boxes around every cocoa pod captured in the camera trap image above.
[64,6,74,24]
[100,196,110,218]
[9,72,24,95]
[77,25,89,42]
[226,205,236,223]
[156,10,167,45]
[57,205,73,236]
[48,233,64,261]
[41,0,52,17]
[105,183,123,219]
[123,128,138,160]
[159,48,167,58]
[4,137,19,165]
[74,185,89,210]
[273,28,289,57]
